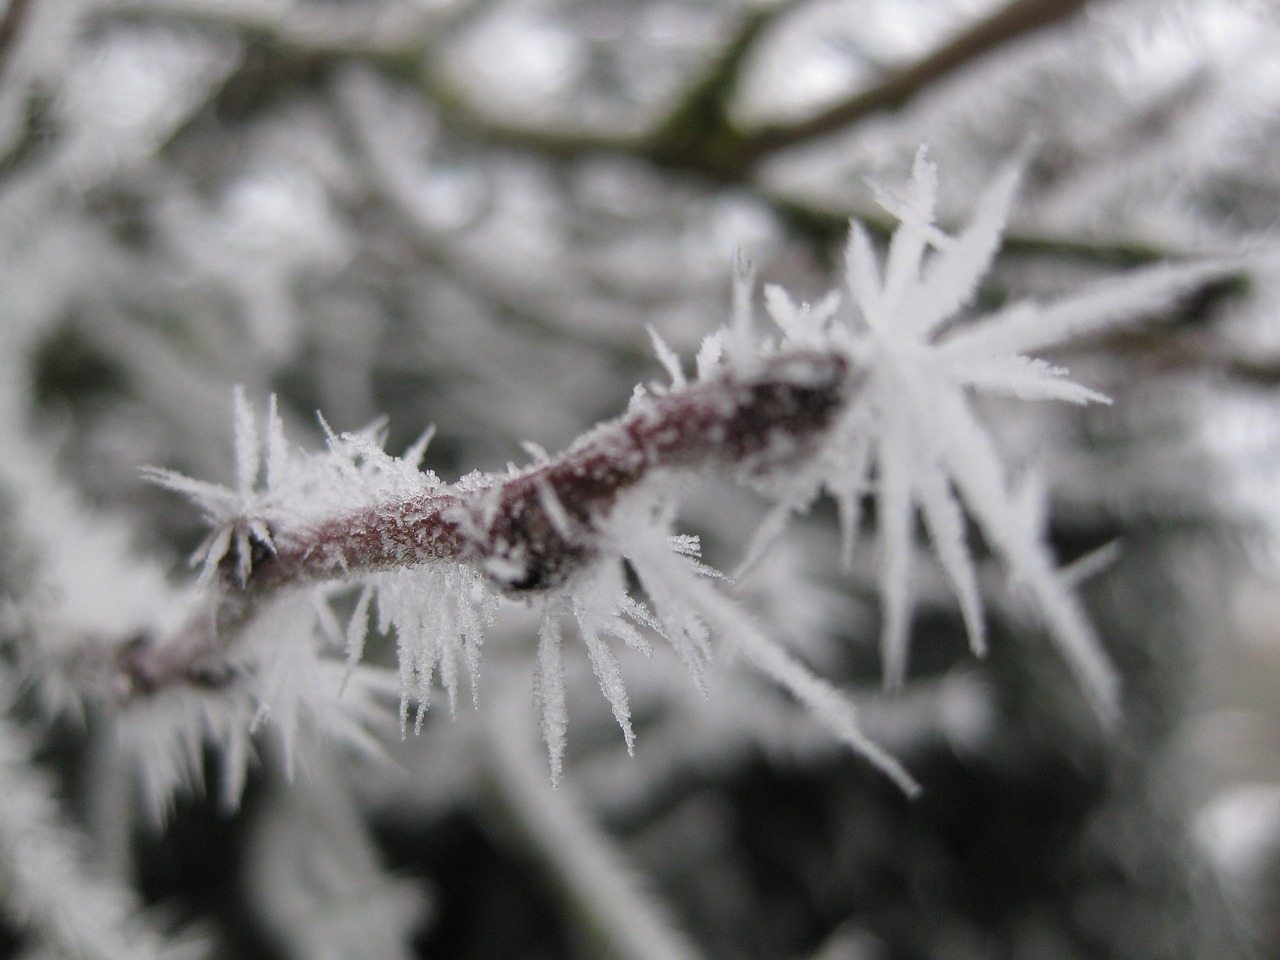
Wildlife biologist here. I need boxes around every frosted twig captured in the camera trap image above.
[175,349,851,618]
[132,153,1232,785]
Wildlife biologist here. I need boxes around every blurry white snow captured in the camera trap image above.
[450,11,582,105]
[734,0,1005,126]
[58,27,239,177]
[1187,568,1280,921]
[1196,783,1280,886]
[1198,386,1280,576]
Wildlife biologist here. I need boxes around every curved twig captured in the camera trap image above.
[738,0,1092,164]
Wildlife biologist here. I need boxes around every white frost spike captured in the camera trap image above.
[728,250,758,366]
[902,152,1023,338]
[646,324,686,389]
[850,152,1116,694]
[940,259,1235,359]
[954,355,1112,405]
[521,440,551,463]
[695,330,724,378]
[627,544,714,694]
[735,465,826,579]
[820,398,876,571]
[915,457,986,658]
[565,559,656,753]
[599,491,718,693]
[343,583,376,680]
[576,616,635,753]
[763,284,841,346]
[535,477,576,540]
[402,423,437,469]
[874,403,915,690]
[264,393,290,492]
[143,387,277,586]
[1061,540,1122,589]
[233,385,261,497]
[686,575,919,796]
[844,220,883,329]
[533,609,569,784]
[375,565,496,735]
[876,147,943,309]
[539,483,914,791]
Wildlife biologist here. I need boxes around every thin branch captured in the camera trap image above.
[119,350,853,699]
[739,0,1093,163]
[437,0,1095,179]
[772,195,1195,268]
[414,65,653,161]
[99,0,1093,185]
[232,350,849,597]
[404,4,792,175]
[644,4,787,177]
[102,0,1190,269]
[1062,328,1280,389]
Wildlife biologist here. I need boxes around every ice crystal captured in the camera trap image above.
[143,388,279,586]
[739,147,1224,720]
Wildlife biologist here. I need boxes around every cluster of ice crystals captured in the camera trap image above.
[146,390,441,586]
[371,564,499,735]
[731,147,1225,721]
[147,149,1228,790]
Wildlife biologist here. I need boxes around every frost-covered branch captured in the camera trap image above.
[133,151,1230,794]
[170,349,850,603]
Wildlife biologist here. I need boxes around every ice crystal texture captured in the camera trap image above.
[145,150,1220,792]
